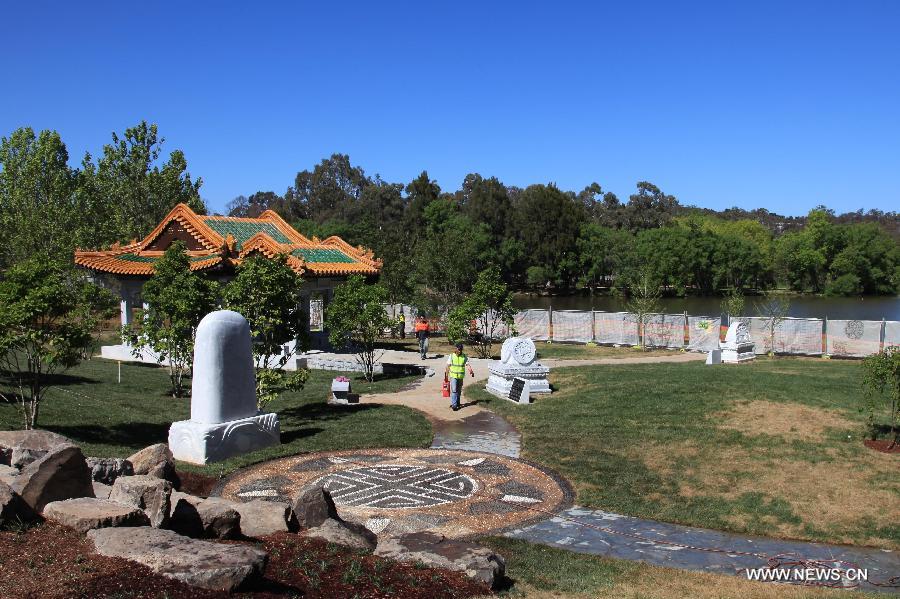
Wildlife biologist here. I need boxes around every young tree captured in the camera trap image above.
[625,270,662,350]
[326,275,392,382]
[720,288,746,324]
[0,258,116,429]
[128,242,219,397]
[446,267,517,359]
[753,292,790,356]
[222,254,309,409]
[861,346,899,447]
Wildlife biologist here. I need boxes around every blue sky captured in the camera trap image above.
[2,1,898,216]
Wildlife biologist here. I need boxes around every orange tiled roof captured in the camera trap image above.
[74,204,381,277]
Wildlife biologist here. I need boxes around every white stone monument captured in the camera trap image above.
[486,337,550,400]
[720,321,755,364]
[169,310,280,464]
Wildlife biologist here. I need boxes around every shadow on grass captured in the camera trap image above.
[46,421,171,449]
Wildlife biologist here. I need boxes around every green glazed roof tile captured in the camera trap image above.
[202,218,291,248]
[292,248,355,263]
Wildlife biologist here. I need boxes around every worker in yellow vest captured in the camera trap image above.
[444,342,474,411]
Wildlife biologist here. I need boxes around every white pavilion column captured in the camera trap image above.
[120,289,133,327]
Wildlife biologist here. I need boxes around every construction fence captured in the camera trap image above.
[383,304,900,358]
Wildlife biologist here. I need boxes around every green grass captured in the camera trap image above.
[467,358,900,549]
[482,537,884,598]
[0,358,431,477]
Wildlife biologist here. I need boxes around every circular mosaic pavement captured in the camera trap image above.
[216,448,572,537]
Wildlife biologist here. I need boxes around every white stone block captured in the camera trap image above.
[705,349,722,365]
[190,310,257,424]
[169,413,280,465]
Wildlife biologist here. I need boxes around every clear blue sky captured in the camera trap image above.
[2,1,898,216]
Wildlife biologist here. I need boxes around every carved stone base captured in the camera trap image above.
[485,363,551,397]
[720,343,755,364]
[168,413,280,465]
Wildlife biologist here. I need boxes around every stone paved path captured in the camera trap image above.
[361,349,900,594]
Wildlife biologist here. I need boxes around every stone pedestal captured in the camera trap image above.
[720,321,755,364]
[329,379,358,405]
[486,338,550,401]
[169,311,280,465]
[705,349,722,365]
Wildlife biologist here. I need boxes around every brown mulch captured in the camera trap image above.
[0,523,492,599]
[176,470,220,497]
[864,439,900,454]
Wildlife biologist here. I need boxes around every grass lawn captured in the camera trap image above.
[0,358,431,478]
[483,537,883,598]
[466,358,900,549]
[377,336,674,360]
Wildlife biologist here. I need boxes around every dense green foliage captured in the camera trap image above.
[228,154,899,300]
[0,123,204,269]
[446,267,516,358]
[0,259,116,428]
[326,275,393,382]
[127,243,219,397]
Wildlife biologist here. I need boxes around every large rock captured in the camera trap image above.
[168,492,204,537]
[86,457,134,484]
[304,518,377,552]
[0,464,17,478]
[0,481,35,525]
[88,526,267,591]
[196,498,241,539]
[375,532,505,589]
[93,481,112,500]
[127,444,173,476]
[292,487,339,529]
[10,447,47,469]
[109,475,172,528]
[9,443,94,513]
[234,499,297,538]
[0,430,71,452]
[43,497,150,533]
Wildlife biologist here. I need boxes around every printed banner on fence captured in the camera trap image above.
[884,321,900,349]
[826,319,883,357]
[687,316,721,351]
[643,313,685,348]
[594,311,639,345]
[515,309,550,341]
[742,317,823,355]
[551,310,594,342]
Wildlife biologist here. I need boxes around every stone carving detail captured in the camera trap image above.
[487,337,550,400]
[844,320,864,340]
[169,311,280,464]
[316,465,477,509]
[720,321,755,364]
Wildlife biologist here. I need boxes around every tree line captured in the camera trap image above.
[229,154,900,308]
[2,124,898,307]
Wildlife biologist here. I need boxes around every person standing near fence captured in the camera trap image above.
[415,315,430,359]
[445,342,474,411]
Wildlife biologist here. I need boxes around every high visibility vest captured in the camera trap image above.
[415,321,429,332]
[448,353,467,379]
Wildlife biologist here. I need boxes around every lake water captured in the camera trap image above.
[513,293,900,321]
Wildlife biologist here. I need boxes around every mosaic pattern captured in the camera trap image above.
[317,465,477,508]
[216,448,571,537]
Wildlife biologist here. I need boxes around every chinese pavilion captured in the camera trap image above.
[75,203,380,353]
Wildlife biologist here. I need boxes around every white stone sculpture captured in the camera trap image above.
[169,310,280,464]
[720,321,755,364]
[485,337,550,401]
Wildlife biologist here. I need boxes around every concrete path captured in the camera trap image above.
[359,349,899,594]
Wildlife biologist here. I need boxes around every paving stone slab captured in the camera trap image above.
[43,497,149,533]
[88,526,266,591]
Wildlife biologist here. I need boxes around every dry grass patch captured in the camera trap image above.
[631,440,900,548]
[718,399,855,442]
